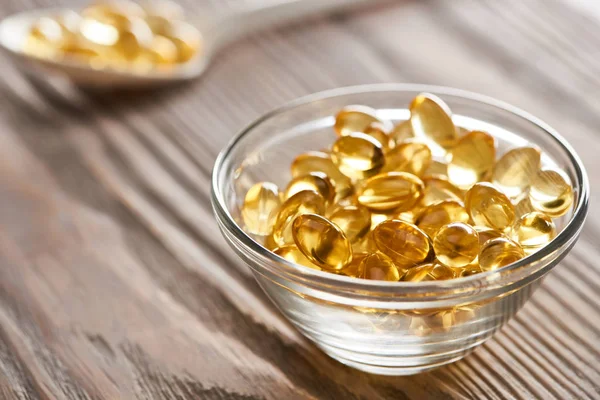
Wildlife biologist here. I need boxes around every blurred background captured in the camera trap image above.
[0,0,598,399]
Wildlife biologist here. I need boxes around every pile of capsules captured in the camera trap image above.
[24,0,201,72]
[241,93,574,282]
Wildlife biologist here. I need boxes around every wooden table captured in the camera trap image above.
[0,0,598,398]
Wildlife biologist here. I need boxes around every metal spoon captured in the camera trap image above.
[0,0,372,89]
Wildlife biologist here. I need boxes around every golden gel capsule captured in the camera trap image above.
[274,246,320,270]
[163,20,202,63]
[370,212,392,229]
[352,232,377,254]
[420,177,463,207]
[423,160,449,179]
[272,191,326,246]
[341,252,369,277]
[479,237,525,271]
[263,234,278,251]
[373,220,430,268]
[364,122,394,151]
[515,195,535,218]
[331,133,385,180]
[144,35,178,65]
[290,151,353,200]
[82,1,146,28]
[493,147,541,198]
[390,120,414,145]
[465,183,515,231]
[357,172,424,212]
[326,195,358,216]
[242,182,281,236]
[396,210,417,224]
[284,172,335,204]
[475,227,504,246]
[329,205,371,243]
[512,212,556,251]
[402,263,455,282]
[142,0,184,35]
[458,263,482,277]
[529,169,574,217]
[415,200,469,237]
[115,18,154,61]
[292,214,352,272]
[27,14,80,58]
[334,105,389,137]
[448,131,496,190]
[358,253,400,281]
[433,222,480,268]
[384,141,432,177]
[409,93,457,150]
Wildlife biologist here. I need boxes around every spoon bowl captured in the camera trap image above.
[0,0,373,89]
[0,7,208,89]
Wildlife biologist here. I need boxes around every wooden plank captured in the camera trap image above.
[0,0,598,398]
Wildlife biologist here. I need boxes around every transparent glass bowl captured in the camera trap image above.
[211,84,589,375]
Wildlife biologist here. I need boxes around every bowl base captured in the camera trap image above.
[318,339,486,376]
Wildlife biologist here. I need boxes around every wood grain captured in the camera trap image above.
[0,0,599,398]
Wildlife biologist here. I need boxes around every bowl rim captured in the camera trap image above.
[211,83,589,294]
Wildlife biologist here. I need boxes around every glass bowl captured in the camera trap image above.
[211,84,589,375]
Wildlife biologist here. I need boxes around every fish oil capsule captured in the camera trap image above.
[515,195,535,218]
[284,172,335,204]
[475,226,504,245]
[272,191,326,246]
[420,177,463,207]
[329,205,371,243]
[263,234,278,251]
[292,214,352,272]
[415,200,469,237]
[352,232,377,254]
[410,93,458,150]
[493,147,541,198]
[529,169,574,217]
[326,195,358,217]
[357,172,424,212]
[143,35,179,66]
[80,15,153,65]
[465,183,515,231]
[448,131,496,190]
[290,151,353,200]
[358,253,400,281]
[331,133,385,180]
[458,263,482,277]
[430,264,457,280]
[390,120,414,145]
[373,220,430,268]
[433,222,480,268]
[479,237,525,271]
[396,210,417,224]
[114,18,154,63]
[384,141,432,177]
[341,252,369,277]
[512,212,556,251]
[141,0,183,35]
[334,105,391,137]
[82,1,146,29]
[370,212,392,229]
[364,122,394,151]
[274,246,320,270]
[242,182,281,236]
[26,13,81,58]
[162,20,202,63]
[424,160,449,179]
[401,263,455,282]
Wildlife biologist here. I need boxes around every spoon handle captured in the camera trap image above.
[205,0,375,52]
